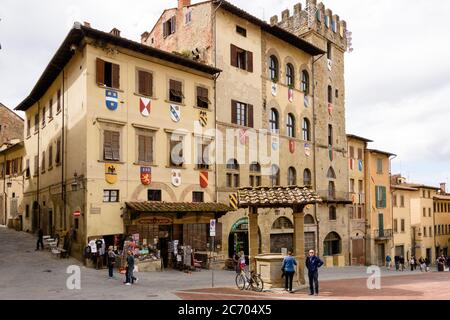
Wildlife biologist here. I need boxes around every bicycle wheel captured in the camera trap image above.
[250,274,264,292]
[235,273,246,290]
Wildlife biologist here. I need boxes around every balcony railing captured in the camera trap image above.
[317,190,352,203]
[374,229,393,240]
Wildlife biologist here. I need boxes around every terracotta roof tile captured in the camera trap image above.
[238,186,322,208]
[126,202,235,213]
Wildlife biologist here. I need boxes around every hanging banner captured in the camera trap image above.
[271,136,279,151]
[105,90,119,111]
[140,97,151,117]
[358,160,363,172]
[140,167,152,186]
[329,147,334,161]
[239,129,247,145]
[289,140,295,154]
[271,82,277,96]
[200,171,209,189]
[199,110,208,127]
[305,143,311,157]
[288,88,294,102]
[171,169,182,187]
[328,103,333,115]
[169,104,181,123]
[229,193,238,210]
[304,96,310,108]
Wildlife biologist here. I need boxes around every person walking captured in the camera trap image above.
[419,257,425,272]
[306,249,324,296]
[425,257,430,272]
[232,251,241,274]
[281,251,297,293]
[35,228,44,251]
[399,256,405,271]
[386,255,392,270]
[394,255,400,271]
[124,251,138,285]
[107,246,116,279]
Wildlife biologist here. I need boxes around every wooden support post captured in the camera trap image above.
[248,207,258,271]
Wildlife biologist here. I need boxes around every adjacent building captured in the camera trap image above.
[144,0,352,266]
[0,139,25,227]
[433,183,450,258]
[15,23,229,261]
[0,103,24,145]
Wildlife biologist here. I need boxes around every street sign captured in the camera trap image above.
[210,219,216,237]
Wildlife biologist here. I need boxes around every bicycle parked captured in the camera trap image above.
[235,266,264,292]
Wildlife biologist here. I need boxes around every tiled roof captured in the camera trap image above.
[126,202,235,213]
[391,184,419,191]
[238,186,322,208]
[434,194,450,201]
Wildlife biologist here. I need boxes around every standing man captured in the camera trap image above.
[35,228,44,251]
[306,249,324,296]
[124,251,138,285]
[281,251,297,293]
[107,246,116,279]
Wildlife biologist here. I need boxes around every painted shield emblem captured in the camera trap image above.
[140,167,152,186]
[140,98,151,117]
[171,169,181,187]
[106,90,119,111]
[304,96,310,108]
[239,129,247,145]
[328,103,333,115]
[170,104,181,123]
[105,164,118,184]
[200,171,208,189]
[272,137,279,151]
[358,160,363,172]
[304,143,311,157]
[271,82,277,96]
[199,110,208,127]
[288,88,294,103]
[289,140,295,154]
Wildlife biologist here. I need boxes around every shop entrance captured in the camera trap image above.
[158,225,171,269]
[228,217,249,260]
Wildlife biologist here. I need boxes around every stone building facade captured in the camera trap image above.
[0,103,24,145]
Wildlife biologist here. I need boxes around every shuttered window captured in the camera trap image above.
[104,130,120,161]
[57,89,61,113]
[138,135,153,163]
[376,186,387,208]
[163,16,176,38]
[49,98,53,119]
[231,100,253,127]
[34,113,39,132]
[56,138,61,164]
[41,151,45,173]
[34,155,38,176]
[48,145,53,168]
[27,120,31,137]
[96,58,120,89]
[230,44,253,72]
[137,70,153,96]
[169,79,183,103]
[196,86,210,109]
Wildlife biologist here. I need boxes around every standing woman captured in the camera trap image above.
[281,251,297,293]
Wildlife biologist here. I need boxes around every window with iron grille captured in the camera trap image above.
[148,190,162,201]
[287,114,295,138]
[103,190,119,202]
[286,63,294,87]
[192,192,204,203]
[301,70,309,94]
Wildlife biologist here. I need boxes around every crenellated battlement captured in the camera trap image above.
[270,0,349,51]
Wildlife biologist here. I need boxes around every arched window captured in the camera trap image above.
[270,164,280,186]
[304,214,315,225]
[269,55,279,82]
[323,232,342,256]
[303,169,312,186]
[329,206,337,220]
[286,63,294,87]
[327,167,336,179]
[328,181,336,199]
[226,159,240,188]
[249,162,261,187]
[269,108,279,134]
[287,113,295,138]
[272,217,294,230]
[328,85,333,104]
[302,118,311,141]
[301,70,310,95]
[288,167,297,186]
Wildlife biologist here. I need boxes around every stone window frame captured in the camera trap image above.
[96,118,126,163]
[133,124,159,166]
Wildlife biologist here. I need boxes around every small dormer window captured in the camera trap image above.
[236,25,247,37]
[163,16,176,38]
[185,11,192,25]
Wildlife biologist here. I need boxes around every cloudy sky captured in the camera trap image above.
[1,0,449,188]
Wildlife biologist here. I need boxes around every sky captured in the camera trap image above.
[0,0,449,188]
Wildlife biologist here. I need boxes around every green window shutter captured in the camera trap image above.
[375,186,380,208]
[382,187,387,208]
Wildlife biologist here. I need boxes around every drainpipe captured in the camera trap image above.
[3,152,6,225]
[311,53,324,257]
[37,101,41,230]
[62,69,66,232]
[389,155,397,259]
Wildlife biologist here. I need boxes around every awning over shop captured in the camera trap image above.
[126,202,235,213]
[237,186,322,209]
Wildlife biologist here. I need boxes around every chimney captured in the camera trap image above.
[141,32,149,43]
[178,0,191,10]
[84,22,91,28]
[281,9,290,22]
[110,28,121,37]
[440,183,446,194]
[270,15,278,26]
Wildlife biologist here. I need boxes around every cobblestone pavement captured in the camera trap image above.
[1,226,448,300]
